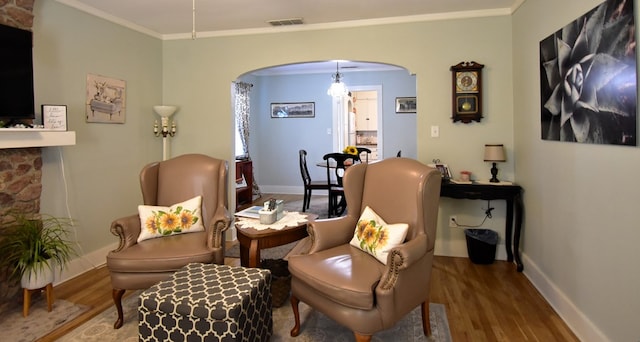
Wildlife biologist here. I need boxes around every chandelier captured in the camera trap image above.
[327,62,348,97]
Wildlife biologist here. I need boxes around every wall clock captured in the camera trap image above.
[450,61,484,123]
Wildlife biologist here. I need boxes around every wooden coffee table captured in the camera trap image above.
[235,213,317,267]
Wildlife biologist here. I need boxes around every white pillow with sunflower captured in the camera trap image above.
[349,206,409,265]
[137,195,204,243]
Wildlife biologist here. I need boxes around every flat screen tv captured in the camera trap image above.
[0,23,35,124]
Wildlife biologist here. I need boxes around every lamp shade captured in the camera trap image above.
[484,144,506,162]
[153,105,178,117]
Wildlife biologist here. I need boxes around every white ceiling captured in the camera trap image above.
[58,0,524,38]
[56,0,524,75]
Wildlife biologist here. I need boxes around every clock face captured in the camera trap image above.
[456,71,478,92]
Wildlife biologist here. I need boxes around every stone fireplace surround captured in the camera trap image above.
[1,0,38,218]
[0,0,44,309]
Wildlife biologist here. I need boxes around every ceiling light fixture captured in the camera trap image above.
[327,62,348,97]
[192,0,196,39]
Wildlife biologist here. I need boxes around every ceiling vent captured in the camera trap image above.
[267,18,304,26]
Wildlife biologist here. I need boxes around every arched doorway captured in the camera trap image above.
[233,60,416,197]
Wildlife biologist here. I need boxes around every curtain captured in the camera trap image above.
[234,82,261,198]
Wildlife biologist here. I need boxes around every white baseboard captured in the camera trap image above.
[522,253,608,342]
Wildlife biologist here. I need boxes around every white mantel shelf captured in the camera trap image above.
[0,129,76,149]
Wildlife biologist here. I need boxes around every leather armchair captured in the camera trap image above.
[106,154,231,329]
[288,157,441,341]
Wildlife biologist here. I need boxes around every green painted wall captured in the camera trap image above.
[34,1,162,254]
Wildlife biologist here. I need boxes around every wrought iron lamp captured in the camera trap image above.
[327,62,348,97]
[483,144,506,183]
[153,105,177,161]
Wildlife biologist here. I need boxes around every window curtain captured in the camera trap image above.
[234,81,261,198]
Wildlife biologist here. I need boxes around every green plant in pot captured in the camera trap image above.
[0,212,76,290]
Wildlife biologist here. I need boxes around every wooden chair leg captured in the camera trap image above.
[354,332,372,342]
[112,288,126,329]
[290,294,301,337]
[421,301,432,336]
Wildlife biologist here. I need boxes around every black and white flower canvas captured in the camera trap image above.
[540,0,637,146]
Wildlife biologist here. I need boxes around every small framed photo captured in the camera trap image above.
[271,102,315,118]
[41,105,67,130]
[435,164,452,180]
[395,97,416,113]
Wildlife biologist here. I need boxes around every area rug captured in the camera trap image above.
[1,296,90,342]
[225,240,300,259]
[280,196,330,219]
[60,291,451,342]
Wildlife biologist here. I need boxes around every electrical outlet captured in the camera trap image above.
[449,215,457,227]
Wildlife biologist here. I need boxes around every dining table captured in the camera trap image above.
[315,154,361,216]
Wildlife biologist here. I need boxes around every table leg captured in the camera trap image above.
[505,198,514,263]
[248,239,261,268]
[239,243,249,267]
[514,193,524,272]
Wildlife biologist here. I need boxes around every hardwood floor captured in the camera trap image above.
[38,194,578,341]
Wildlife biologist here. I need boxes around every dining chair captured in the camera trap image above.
[323,152,359,217]
[356,147,372,163]
[299,149,331,212]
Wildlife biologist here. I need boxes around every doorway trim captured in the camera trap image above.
[333,84,383,158]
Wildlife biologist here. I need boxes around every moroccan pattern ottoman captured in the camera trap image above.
[138,263,272,341]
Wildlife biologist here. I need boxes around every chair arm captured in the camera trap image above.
[379,234,428,290]
[206,204,231,249]
[307,216,358,253]
[110,214,142,252]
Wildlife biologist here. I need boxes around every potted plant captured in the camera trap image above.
[0,212,76,290]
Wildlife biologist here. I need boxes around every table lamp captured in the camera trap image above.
[484,144,506,183]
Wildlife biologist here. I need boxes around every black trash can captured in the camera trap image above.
[464,229,498,264]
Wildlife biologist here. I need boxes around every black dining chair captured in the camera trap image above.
[299,150,331,212]
[322,152,359,217]
[356,147,372,163]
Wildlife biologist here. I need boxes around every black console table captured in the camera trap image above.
[440,181,524,271]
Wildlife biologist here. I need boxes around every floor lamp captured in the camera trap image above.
[153,105,177,161]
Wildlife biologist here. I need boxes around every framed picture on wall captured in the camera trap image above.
[395,97,416,113]
[271,102,315,118]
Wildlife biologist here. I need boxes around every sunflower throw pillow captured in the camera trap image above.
[349,206,408,265]
[137,195,204,243]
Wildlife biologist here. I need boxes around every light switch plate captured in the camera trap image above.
[430,125,439,138]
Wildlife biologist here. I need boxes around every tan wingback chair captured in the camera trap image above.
[288,157,441,341]
[106,154,231,329]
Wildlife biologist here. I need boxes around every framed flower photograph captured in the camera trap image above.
[539,0,636,146]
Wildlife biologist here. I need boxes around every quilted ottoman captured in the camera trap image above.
[138,263,272,341]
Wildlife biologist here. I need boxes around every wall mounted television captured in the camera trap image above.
[0,23,35,125]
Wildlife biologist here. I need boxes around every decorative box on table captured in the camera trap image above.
[138,263,272,342]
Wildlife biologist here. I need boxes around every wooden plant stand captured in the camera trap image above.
[23,283,54,317]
